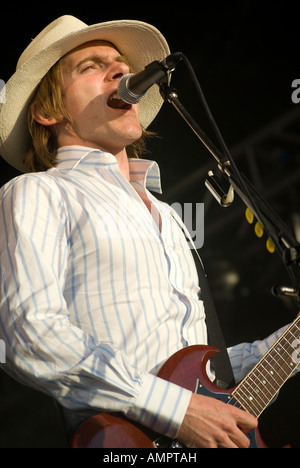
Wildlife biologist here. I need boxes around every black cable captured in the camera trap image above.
[169,53,300,297]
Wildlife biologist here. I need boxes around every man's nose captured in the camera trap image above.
[106,60,130,81]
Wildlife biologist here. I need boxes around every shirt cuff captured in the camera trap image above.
[126,372,192,439]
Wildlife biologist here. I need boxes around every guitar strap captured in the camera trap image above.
[193,251,236,389]
[172,211,235,389]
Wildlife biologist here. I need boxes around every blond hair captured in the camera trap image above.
[25,60,152,172]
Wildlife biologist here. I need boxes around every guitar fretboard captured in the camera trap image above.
[232,317,300,418]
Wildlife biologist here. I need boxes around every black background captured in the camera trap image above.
[1,1,300,448]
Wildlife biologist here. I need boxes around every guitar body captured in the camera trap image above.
[71,345,281,448]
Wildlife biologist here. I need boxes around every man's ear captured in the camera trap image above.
[30,102,61,126]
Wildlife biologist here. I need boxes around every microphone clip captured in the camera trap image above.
[118,53,183,105]
[160,52,184,73]
[272,285,300,301]
[205,170,234,207]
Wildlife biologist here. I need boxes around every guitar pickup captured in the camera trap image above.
[205,170,234,207]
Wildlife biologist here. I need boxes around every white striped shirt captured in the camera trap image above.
[0,146,288,438]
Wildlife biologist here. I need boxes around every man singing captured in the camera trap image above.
[0,15,293,447]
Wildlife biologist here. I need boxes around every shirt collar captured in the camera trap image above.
[54,146,162,194]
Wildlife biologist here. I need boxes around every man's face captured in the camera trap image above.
[59,40,143,154]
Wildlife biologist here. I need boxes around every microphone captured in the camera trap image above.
[118,52,183,104]
[272,285,300,299]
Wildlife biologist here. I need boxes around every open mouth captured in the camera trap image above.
[107,92,132,110]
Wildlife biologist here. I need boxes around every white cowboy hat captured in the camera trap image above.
[0,15,170,172]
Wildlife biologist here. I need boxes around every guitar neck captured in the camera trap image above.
[232,316,300,418]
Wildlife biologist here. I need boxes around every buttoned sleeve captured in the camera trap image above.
[0,173,191,438]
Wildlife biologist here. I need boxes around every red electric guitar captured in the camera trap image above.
[71,317,300,448]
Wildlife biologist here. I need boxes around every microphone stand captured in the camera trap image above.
[158,80,300,307]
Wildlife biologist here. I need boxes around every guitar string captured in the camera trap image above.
[239,321,299,388]
[230,321,300,417]
[233,346,293,416]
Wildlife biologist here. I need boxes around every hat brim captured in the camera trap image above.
[0,18,170,172]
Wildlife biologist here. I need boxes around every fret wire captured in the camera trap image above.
[240,375,267,412]
[290,321,300,335]
[281,329,299,348]
[286,325,300,362]
[271,345,293,378]
[265,352,288,386]
[234,379,267,415]
[233,352,284,405]
[280,333,300,372]
[283,326,300,345]
[233,377,265,417]
[227,397,241,408]
[232,317,300,418]
[233,376,273,419]
[261,360,283,391]
[238,391,264,414]
[268,333,295,377]
[232,390,260,417]
[287,322,300,357]
[252,366,279,409]
[250,367,275,400]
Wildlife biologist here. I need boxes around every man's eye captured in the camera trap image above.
[81,65,96,73]
[80,64,103,73]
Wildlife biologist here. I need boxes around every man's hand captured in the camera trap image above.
[177,393,258,448]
